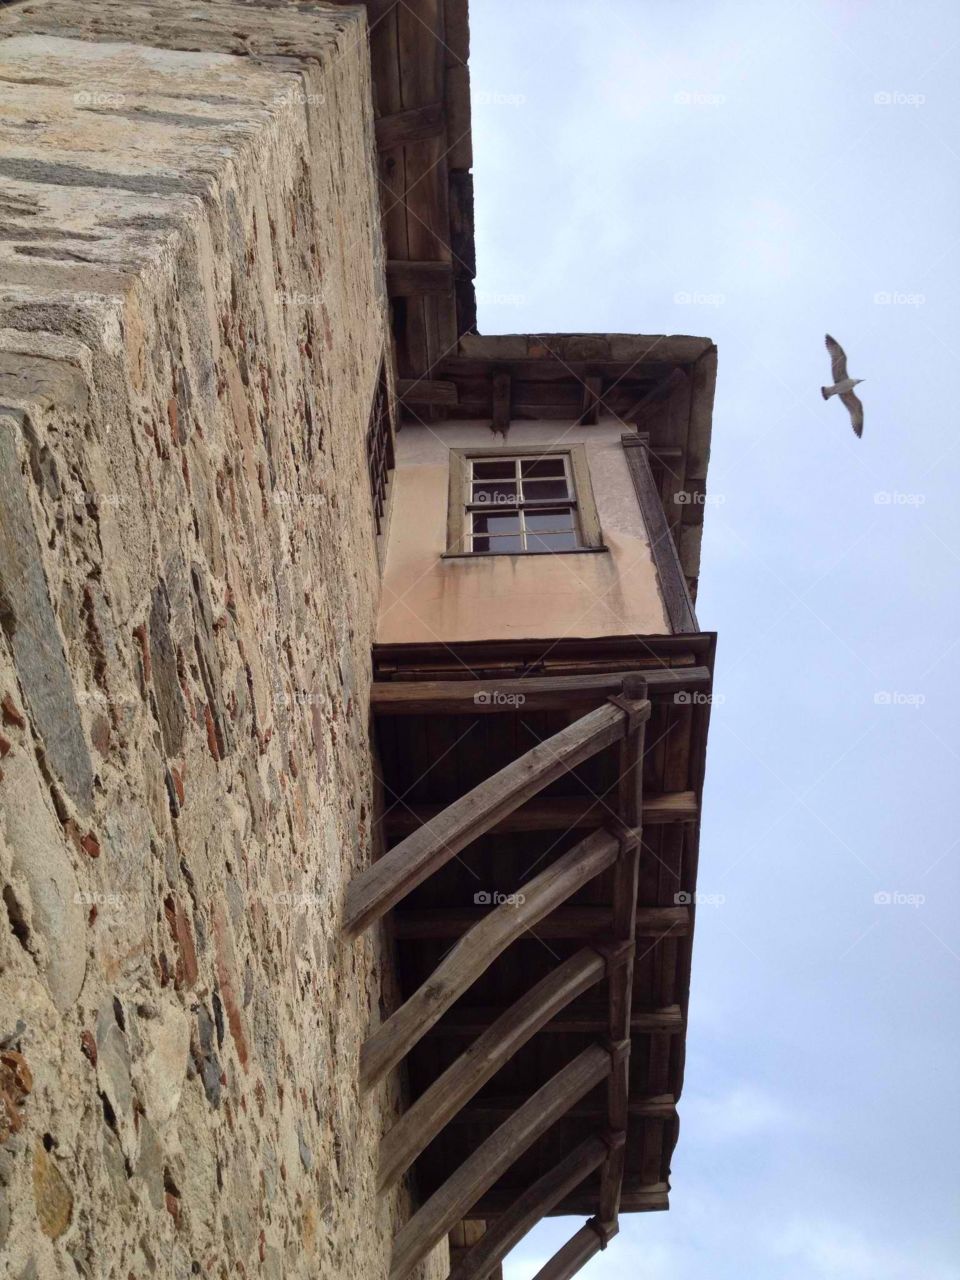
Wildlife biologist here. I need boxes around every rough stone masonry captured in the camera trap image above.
[0,4,440,1277]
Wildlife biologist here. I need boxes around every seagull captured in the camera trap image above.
[822,334,864,437]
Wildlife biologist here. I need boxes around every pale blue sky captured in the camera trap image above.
[468,2,960,1276]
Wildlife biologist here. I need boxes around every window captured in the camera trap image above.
[446,445,604,555]
[366,359,394,536]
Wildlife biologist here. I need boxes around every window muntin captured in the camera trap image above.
[466,454,581,554]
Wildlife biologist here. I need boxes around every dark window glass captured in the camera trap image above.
[522,479,569,502]
[473,460,516,480]
[520,458,566,479]
[472,481,518,505]
[474,512,521,535]
[528,531,579,552]
[525,508,574,532]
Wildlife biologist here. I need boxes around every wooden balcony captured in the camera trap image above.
[344,638,714,1280]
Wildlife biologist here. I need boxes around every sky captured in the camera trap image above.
[467,2,960,1276]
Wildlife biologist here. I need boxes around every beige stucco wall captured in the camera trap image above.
[378,420,671,644]
[0,7,444,1280]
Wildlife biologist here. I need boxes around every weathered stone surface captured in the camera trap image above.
[0,2,447,1278]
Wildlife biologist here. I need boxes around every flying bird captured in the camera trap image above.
[822,334,864,437]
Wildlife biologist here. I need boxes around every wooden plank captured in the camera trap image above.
[391,904,689,942]
[397,378,458,405]
[376,101,445,148]
[448,1094,676,1126]
[622,435,698,634]
[599,676,646,1223]
[344,698,648,937]
[360,829,621,1087]
[389,1045,612,1280]
[448,1137,608,1280]
[531,1222,611,1280]
[578,373,603,425]
[386,260,455,296]
[426,1003,684,1038]
[473,1181,667,1217]
[370,667,711,715]
[491,370,511,433]
[384,790,698,837]
[378,948,606,1190]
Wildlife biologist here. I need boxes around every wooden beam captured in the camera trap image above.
[622,434,698,634]
[360,830,622,1088]
[448,1137,608,1280]
[388,1045,612,1280]
[474,1182,668,1217]
[491,369,511,433]
[622,367,688,423]
[600,675,645,1223]
[578,373,603,425]
[375,101,445,148]
[386,260,454,296]
[370,667,711,715]
[383,790,698,838]
[344,697,648,937]
[531,1221,613,1280]
[448,1093,676,1126]
[426,1003,684,1038]
[397,378,458,405]
[391,904,689,942]
[377,948,606,1191]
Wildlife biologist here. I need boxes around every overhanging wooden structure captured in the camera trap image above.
[345,633,715,1280]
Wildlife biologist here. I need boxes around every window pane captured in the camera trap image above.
[472,460,516,480]
[472,481,518,505]
[522,478,570,501]
[473,512,521,535]
[478,534,524,553]
[527,531,579,552]
[520,457,566,479]
[524,507,575,532]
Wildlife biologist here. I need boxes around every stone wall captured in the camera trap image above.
[0,5,437,1278]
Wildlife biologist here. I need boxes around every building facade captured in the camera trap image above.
[0,3,716,1280]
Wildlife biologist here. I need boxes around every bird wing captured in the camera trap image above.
[825,333,848,383]
[840,390,863,437]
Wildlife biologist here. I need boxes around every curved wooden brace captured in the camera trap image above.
[531,1218,618,1280]
[388,1044,612,1280]
[360,828,622,1089]
[343,697,648,937]
[378,947,607,1191]
[448,1135,609,1280]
